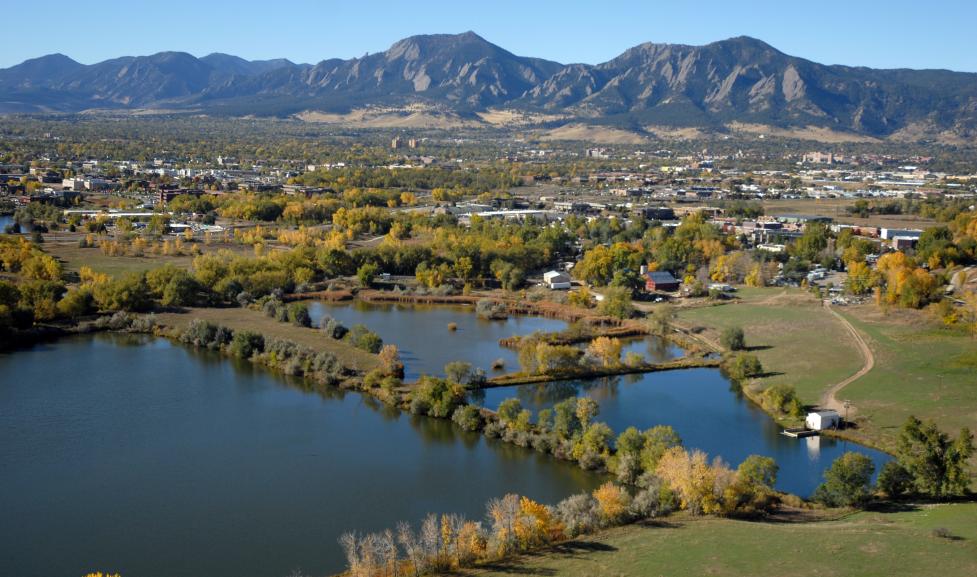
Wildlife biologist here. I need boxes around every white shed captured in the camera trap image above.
[806,410,840,431]
[543,270,572,290]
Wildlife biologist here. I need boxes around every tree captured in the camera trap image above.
[895,416,974,498]
[553,398,580,438]
[486,493,520,557]
[648,305,675,336]
[724,353,763,380]
[640,425,682,472]
[736,455,778,490]
[592,482,631,525]
[357,262,378,287]
[497,398,523,428]
[813,452,875,507]
[598,286,634,319]
[876,461,914,498]
[720,326,746,351]
[452,405,483,432]
[587,336,622,367]
[575,397,599,429]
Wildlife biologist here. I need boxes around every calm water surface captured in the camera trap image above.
[474,369,891,496]
[0,334,600,577]
[307,301,569,380]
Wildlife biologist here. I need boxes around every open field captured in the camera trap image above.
[833,305,977,449]
[675,288,865,405]
[46,241,197,276]
[761,198,939,230]
[466,503,977,577]
[154,306,381,372]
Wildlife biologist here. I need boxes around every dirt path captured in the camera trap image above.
[820,304,875,415]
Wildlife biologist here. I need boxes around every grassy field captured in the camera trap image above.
[762,198,937,230]
[46,241,197,276]
[675,288,864,405]
[154,307,381,372]
[833,305,977,449]
[468,503,977,577]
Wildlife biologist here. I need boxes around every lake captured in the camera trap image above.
[473,369,892,497]
[0,334,601,577]
[307,300,570,380]
[308,301,684,381]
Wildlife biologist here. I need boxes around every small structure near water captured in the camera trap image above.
[806,410,841,431]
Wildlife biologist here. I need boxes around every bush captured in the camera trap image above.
[286,302,312,327]
[723,353,763,381]
[346,324,383,353]
[720,326,746,351]
[555,494,600,537]
[475,299,508,320]
[760,384,805,418]
[452,405,483,432]
[876,461,914,498]
[319,315,348,340]
[228,330,264,359]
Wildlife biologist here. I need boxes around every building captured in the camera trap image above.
[543,271,572,290]
[645,271,680,292]
[806,410,840,431]
[391,136,404,149]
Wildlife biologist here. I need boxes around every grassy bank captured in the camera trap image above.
[834,305,977,451]
[154,306,381,372]
[676,288,864,405]
[465,503,977,577]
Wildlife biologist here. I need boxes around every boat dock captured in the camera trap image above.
[782,427,820,438]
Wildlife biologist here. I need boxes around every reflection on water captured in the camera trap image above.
[477,369,892,497]
[0,335,601,577]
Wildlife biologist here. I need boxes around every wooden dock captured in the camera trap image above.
[782,427,820,438]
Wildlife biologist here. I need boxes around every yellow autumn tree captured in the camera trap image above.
[592,482,631,524]
[587,336,622,367]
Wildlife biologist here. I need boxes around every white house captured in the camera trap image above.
[806,410,840,431]
[543,271,572,290]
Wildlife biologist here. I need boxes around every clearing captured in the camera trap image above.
[467,503,977,577]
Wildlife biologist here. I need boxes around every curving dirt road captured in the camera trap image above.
[820,304,875,415]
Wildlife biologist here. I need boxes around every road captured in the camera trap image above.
[819,303,875,416]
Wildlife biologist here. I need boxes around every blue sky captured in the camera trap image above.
[4,0,975,72]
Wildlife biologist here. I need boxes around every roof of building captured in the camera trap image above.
[646,271,679,283]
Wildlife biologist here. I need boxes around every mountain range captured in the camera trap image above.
[2,32,976,141]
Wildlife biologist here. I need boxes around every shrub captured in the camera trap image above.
[555,494,600,537]
[286,302,312,327]
[475,299,508,320]
[720,326,746,351]
[346,324,383,353]
[320,315,348,339]
[452,405,483,432]
[228,330,264,359]
[760,384,805,418]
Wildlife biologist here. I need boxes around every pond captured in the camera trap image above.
[0,334,601,577]
[307,300,570,380]
[473,369,892,497]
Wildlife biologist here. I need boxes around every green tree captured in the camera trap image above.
[720,326,746,351]
[895,416,974,498]
[598,286,634,319]
[813,452,875,507]
[357,262,378,287]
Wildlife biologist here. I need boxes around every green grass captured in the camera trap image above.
[468,503,977,577]
[46,241,197,276]
[677,288,864,404]
[835,306,977,450]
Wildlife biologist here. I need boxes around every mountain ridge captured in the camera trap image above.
[1,33,975,140]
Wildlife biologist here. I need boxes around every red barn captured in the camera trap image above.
[645,271,680,292]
